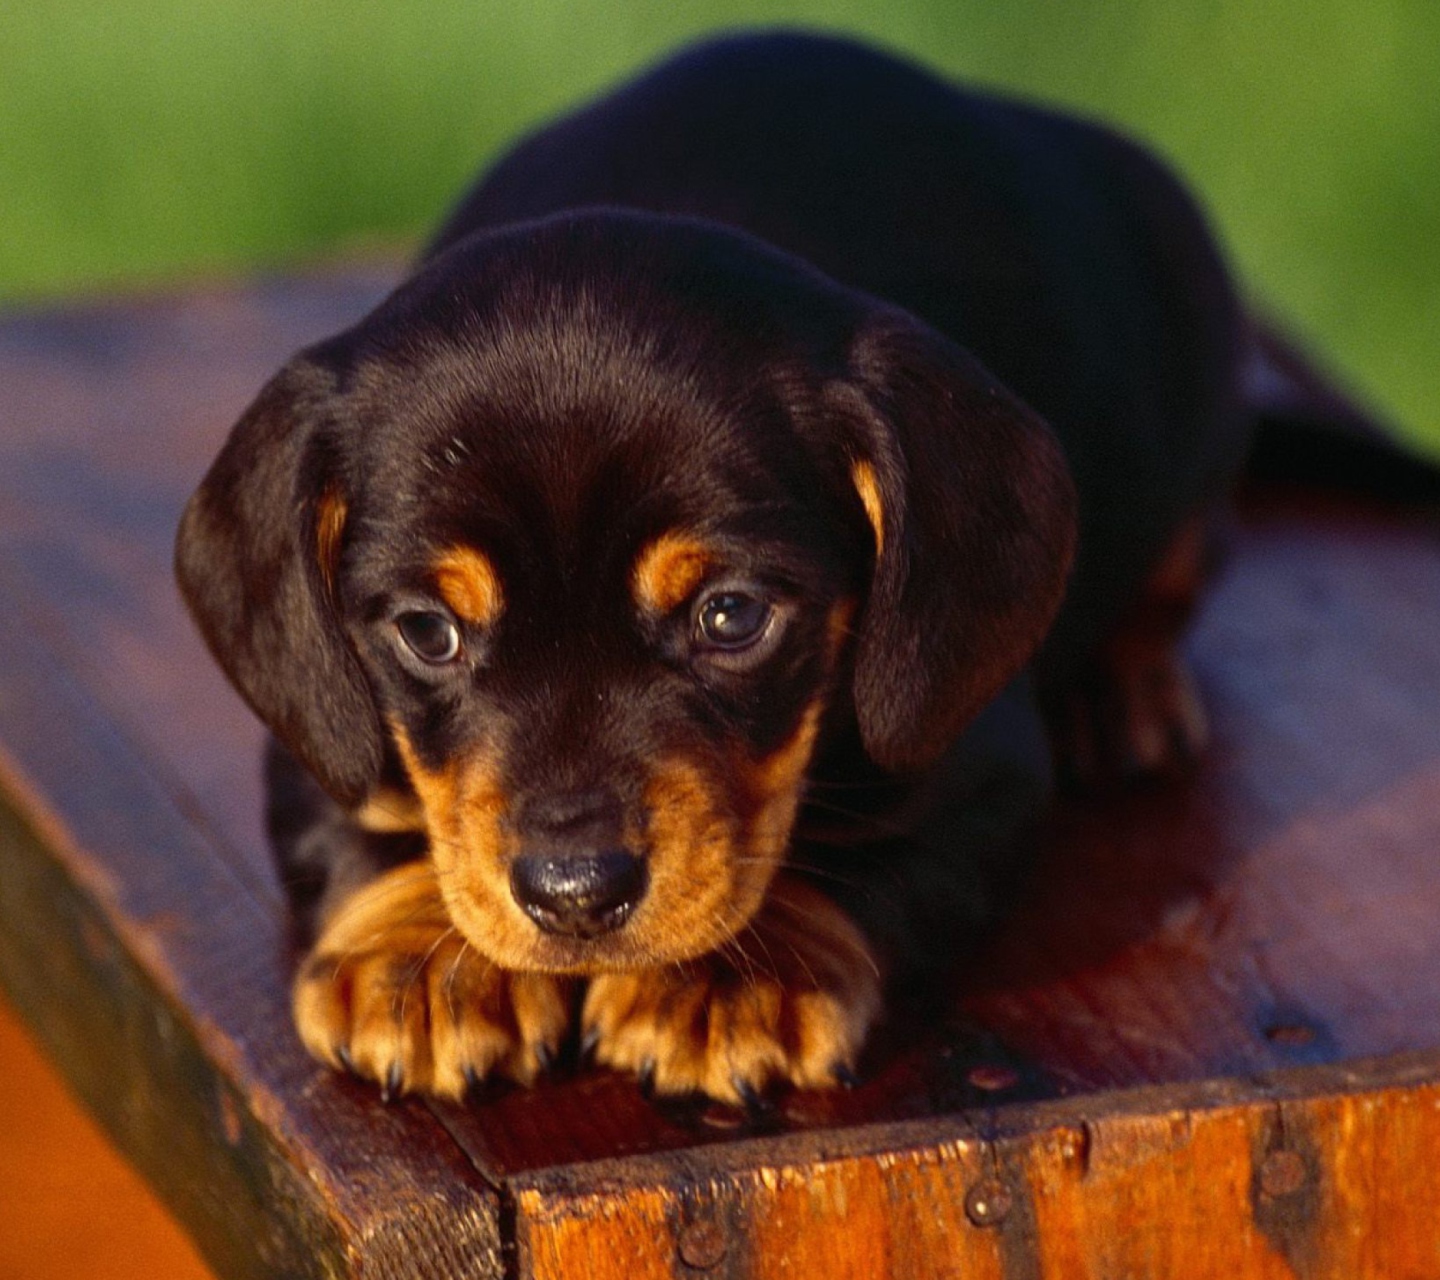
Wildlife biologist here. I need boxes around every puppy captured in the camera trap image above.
[176,32,1252,1104]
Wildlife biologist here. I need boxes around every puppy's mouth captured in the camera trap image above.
[392,707,823,973]
[425,765,787,974]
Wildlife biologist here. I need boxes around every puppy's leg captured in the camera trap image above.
[265,737,427,950]
[1046,514,1217,783]
[267,741,573,1098]
[831,674,1056,976]
[583,873,882,1104]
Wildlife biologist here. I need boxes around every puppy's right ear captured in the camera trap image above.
[828,311,1077,776]
[175,358,382,806]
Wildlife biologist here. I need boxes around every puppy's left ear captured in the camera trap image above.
[828,310,1077,774]
[175,357,384,806]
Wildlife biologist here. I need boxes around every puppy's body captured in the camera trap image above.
[178,33,1252,1103]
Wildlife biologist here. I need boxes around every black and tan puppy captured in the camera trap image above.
[176,32,1253,1104]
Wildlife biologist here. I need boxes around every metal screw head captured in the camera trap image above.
[966,1064,1020,1092]
[964,1178,1014,1227]
[1264,1023,1316,1048]
[678,1219,728,1270]
[1260,1150,1308,1198]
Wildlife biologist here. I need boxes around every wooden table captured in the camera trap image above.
[2,267,1439,1279]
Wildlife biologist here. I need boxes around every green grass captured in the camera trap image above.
[4,0,1437,445]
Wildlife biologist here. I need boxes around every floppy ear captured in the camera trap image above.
[828,310,1077,774]
[175,358,383,806]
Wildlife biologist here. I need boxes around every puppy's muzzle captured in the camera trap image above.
[509,789,648,939]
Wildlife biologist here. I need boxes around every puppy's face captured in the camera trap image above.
[177,212,1075,975]
[333,305,866,973]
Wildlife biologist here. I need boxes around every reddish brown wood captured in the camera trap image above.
[509,1056,1440,1279]
[959,489,1440,1093]
[1,269,1438,1277]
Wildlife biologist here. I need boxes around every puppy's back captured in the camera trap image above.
[430,30,1249,668]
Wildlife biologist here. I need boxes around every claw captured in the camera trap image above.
[380,1062,404,1104]
[831,1061,861,1090]
[580,1024,601,1062]
[637,1059,656,1097]
[534,1041,557,1074]
[732,1075,772,1115]
[335,1045,355,1075]
[462,1064,483,1095]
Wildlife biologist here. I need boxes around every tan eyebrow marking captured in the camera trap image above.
[850,459,885,557]
[632,532,717,614]
[431,545,504,626]
[315,485,348,596]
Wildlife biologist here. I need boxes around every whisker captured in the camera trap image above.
[733,918,783,985]
[797,796,912,838]
[775,932,821,990]
[397,924,458,1022]
[442,936,475,1023]
[755,892,884,983]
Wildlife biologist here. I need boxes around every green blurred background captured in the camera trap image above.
[4,0,1436,446]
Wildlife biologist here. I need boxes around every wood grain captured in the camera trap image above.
[513,1056,1440,1279]
[1,270,1438,1277]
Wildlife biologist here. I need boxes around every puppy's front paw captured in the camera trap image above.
[292,864,572,1099]
[583,875,882,1105]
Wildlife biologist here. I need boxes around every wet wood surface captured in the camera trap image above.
[1,267,1438,1277]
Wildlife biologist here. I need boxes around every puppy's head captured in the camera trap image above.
[177,211,1074,973]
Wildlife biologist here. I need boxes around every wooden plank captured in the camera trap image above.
[3,270,1440,1276]
[512,1055,1440,1279]
[961,491,1440,1092]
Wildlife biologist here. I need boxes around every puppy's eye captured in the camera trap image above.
[695,592,772,650]
[396,611,462,664]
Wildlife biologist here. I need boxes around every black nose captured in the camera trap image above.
[509,850,648,939]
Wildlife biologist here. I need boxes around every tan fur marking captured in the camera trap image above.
[388,725,538,969]
[393,720,732,975]
[636,605,849,965]
[850,459,885,557]
[621,692,828,972]
[379,598,841,986]
[357,595,879,1100]
[736,600,852,872]
[741,698,826,864]
[352,785,426,834]
[632,532,716,614]
[291,862,573,1098]
[581,598,874,1099]
[314,485,348,595]
[583,874,881,1102]
[431,545,503,627]
[638,757,746,962]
